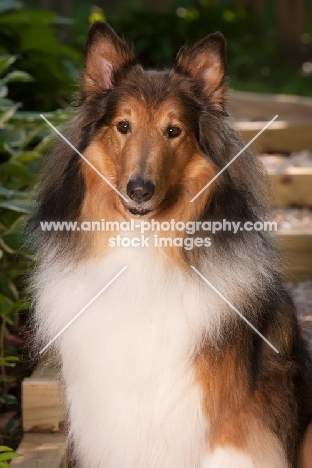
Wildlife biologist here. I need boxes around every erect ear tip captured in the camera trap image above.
[205,31,226,55]
[87,21,117,43]
[207,31,226,42]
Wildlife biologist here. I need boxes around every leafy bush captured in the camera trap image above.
[0,52,68,450]
[104,1,312,96]
[0,0,82,111]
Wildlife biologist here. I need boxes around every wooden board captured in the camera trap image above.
[229,90,312,152]
[10,433,67,468]
[22,357,65,433]
[276,231,312,282]
[229,90,312,122]
[236,120,312,153]
[268,168,312,208]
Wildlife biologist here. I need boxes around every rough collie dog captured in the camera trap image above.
[29,22,312,467]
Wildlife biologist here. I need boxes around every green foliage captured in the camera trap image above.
[0,50,68,320]
[0,0,82,111]
[0,52,69,449]
[109,2,257,68]
[0,445,22,466]
[103,1,312,97]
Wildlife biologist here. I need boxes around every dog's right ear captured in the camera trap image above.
[82,21,136,93]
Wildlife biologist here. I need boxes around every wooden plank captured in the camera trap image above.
[275,231,312,281]
[236,120,312,153]
[229,90,312,122]
[268,168,312,208]
[10,433,67,468]
[22,357,65,432]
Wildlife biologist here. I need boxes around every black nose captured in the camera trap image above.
[126,178,155,203]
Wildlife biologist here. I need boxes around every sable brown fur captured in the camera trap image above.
[27,21,312,467]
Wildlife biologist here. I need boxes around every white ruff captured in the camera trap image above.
[32,246,271,467]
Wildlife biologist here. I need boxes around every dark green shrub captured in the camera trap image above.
[0,0,82,111]
[0,52,68,450]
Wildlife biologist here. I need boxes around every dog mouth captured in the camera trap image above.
[128,207,151,216]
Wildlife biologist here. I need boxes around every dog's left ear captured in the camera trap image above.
[175,32,226,108]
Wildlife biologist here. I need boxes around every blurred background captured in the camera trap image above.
[1,0,312,112]
[0,0,312,464]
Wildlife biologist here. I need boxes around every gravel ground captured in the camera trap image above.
[260,150,312,172]
[289,281,312,345]
[274,208,312,231]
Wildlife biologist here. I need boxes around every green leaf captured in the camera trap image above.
[0,448,13,454]
[0,9,55,25]
[0,186,30,200]
[0,452,20,462]
[0,236,15,254]
[0,356,19,364]
[19,26,61,54]
[0,55,18,75]
[1,394,17,405]
[0,360,18,369]
[0,278,19,302]
[3,70,34,83]
[13,151,41,164]
[0,104,20,126]
[0,84,8,99]
[0,199,31,213]
[11,111,43,122]
[5,128,26,148]
[0,97,15,109]
[0,162,33,183]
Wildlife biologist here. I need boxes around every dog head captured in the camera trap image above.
[32,23,266,260]
[80,22,227,221]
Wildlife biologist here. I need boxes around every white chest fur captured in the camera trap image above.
[33,246,257,467]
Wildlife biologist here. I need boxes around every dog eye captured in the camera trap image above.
[117,121,131,134]
[167,126,182,139]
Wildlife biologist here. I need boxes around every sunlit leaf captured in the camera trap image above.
[3,70,33,83]
[0,84,8,99]
[0,55,18,75]
[0,452,21,462]
[0,104,20,126]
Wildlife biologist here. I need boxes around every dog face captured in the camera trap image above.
[33,22,265,259]
[81,22,227,220]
